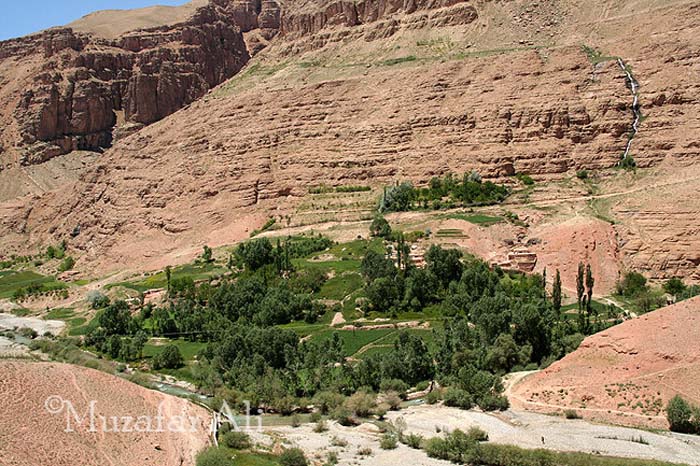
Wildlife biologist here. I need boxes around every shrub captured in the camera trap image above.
[380,433,398,450]
[370,215,392,239]
[313,420,328,433]
[291,414,302,428]
[313,391,345,415]
[401,432,424,449]
[576,170,589,180]
[383,391,403,411]
[380,379,409,396]
[357,447,373,456]
[324,451,339,466]
[443,387,474,410]
[330,436,348,447]
[345,392,376,417]
[478,394,509,412]
[667,395,693,433]
[310,412,322,423]
[516,173,535,186]
[195,447,230,466]
[221,431,251,450]
[280,448,308,466]
[467,427,489,442]
[564,409,581,420]
[331,406,356,426]
[425,390,442,405]
[58,256,75,272]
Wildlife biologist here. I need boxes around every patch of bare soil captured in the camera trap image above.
[511,296,700,429]
[0,361,211,466]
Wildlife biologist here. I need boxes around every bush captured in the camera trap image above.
[401,432,424,449]
[443,387,474,410]
[58,256,75,272]
[313,391,345,415]
[324,451,339,466]
[291,414,302,428]
[564,409,581,420]
[280,448,308,466]
[221,431,251,449]
[477,394,509,412]
[667,395,693,433]
[576,170,589,180]
[380,379,409,397]
[425,390,442,405]
[370,215,392,239]
[195,447,230,466]
[515,173,535,186]
[313,420,328,433]
[380,433,398,450]
[383,391,403,411]
[345,392,376,417]
[467,427,489,442]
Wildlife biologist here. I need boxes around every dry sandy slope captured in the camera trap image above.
[511,296,700,429]
[68,0,209,38]
[0,361,211,466]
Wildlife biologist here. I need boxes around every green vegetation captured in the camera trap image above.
[425,428,685,466]
[381,55,417,66]
[446,213,504,226]
[582,45,617,65]
[60,225,620,423]
[309,185,372,194]
[666,395,700,434]
[250,218,277,237]
[379,172,510,212]
[515,173,535,186]
[0,270,67,300]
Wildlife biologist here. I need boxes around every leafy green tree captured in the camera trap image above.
[165,266,172,292]
[663,277,687,297]
[576,262,585,311]
[585,264,595,330]
[361,250,395,282]
[370,215,392,238]
[552,269,562,314]
[97,300,132,336]
[485,333,531,374]
[425,245,463,288]
[667,395,693,433]
[366,277,401,312]
[403,268,439,310]
[617,271,647,297]
[153,344,184,370]
[235,238,274,271]
[201,245,213,263]
[380,182,415,212]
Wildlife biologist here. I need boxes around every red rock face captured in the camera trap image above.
[0,2,258,167]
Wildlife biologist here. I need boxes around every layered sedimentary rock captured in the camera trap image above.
[0,0,273,169]
[0,0,699,280]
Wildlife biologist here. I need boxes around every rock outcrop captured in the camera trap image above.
[0,1,265,168]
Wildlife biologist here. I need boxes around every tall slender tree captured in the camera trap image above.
[576,263,585,310]
[552,269,562,314]
[585,264,595,330]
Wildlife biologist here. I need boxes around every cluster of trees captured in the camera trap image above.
[79,232,614,417]
[379,172,510,212]
[617,272,700,313]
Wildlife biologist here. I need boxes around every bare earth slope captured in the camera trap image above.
[0,0,699,279]
[0,360,211,466]
[511,296,700,429]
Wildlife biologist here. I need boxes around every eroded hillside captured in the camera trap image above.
[0,0,699,280]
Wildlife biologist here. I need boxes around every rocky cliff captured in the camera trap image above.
[0,0,699,280]
[0,0,278,169]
